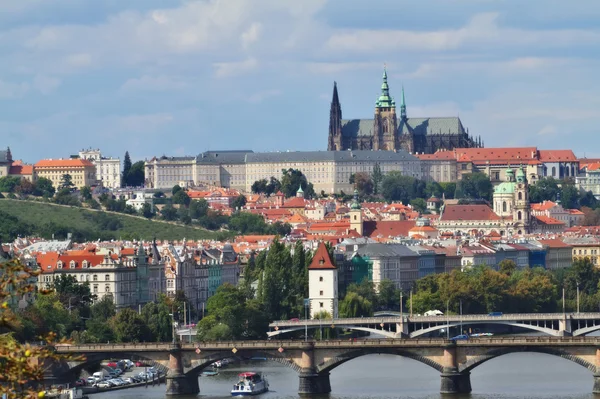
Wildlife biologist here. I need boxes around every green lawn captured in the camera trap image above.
[0,199,229,241]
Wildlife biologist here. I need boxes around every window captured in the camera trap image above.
[93,275,98,281]
[93,285,98,293]
[319,302,324,308]
[105,285,110,293]
[57,261,63,269]
[320,290,324,296]
[493,171,500,180]
[105,274,110,281]
[518,211,522,220]
[319,276,323,282]
[552,166,556,177]
[518,192,523,200]
[502,202,507,212]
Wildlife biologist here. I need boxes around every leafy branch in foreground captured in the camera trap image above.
[0,259,84,399]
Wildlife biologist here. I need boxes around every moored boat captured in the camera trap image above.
[231,372,269,396]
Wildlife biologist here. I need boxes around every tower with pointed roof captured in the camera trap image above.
[373,66,398,151]
[349,189,363,236]
[308,241,338,318]
[135,241,150,304]
[513,165,530,235]
[327,82,343,151]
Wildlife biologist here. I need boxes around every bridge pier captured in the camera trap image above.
[298,341,331,395]
[298,372,331,395]
[440,372,472,394]
[165,343,200,396]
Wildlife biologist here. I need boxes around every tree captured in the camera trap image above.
[371,162,383,195]
[172,185,182,195]
[128,161,145,187]
[122,151,132,187]
[582,206,600,226]
[0,176,21,193]
[51,274,95,311]
[258,240,294,321]
[377,279,401,311]
[160,204,178,221]
[354,172,374,196]
[455,172,493,201]
[560,183,580,209]
[110,308,151,343]
[280,169,315,198]
[251,179,268,194]
[33,177,55,197]
[140,295,173,342]
[59,174,75,191]
[172,190,191,206]
[231,194,247,210]
[425,181,443,199]
[529,177,560,203]
[0,259,82,399]
[346,279,378,310]
[80,186,92,201]
[190,199,209,219]
[14,179,35,196]
[381,171,415,204]
[339,292,373,318]
[439,182,456,200]
[498,259,517,276]
[86,295,116,343]
[410,198,427,213]
[141,202,154,218]
[54,188,81,206]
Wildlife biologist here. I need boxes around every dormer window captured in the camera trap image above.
[69,261,76,269]
[57,261,63,269]
[319,259,324,265]
[82,260,89,268]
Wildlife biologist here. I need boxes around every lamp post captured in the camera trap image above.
[446,300,450,340]
[577,282,580,314]
[459,299,463,335]
[169,306,177,344]
[303,298,309,342]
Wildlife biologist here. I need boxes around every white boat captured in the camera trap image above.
[231,372,269,396]
[44,387,89,399]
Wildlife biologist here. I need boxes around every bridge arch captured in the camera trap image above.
[186,349,302,377]
[409,321,560,338]
[459,347,597,374]
[317,348,444,374]
[573,324,600,336]
[268,325,397,339]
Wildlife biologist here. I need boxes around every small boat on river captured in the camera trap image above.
[231,372,269,396]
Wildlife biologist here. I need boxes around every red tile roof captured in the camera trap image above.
[534,215,565,225]
[440,205,500,221]
[538,239,571,248]
[531,201,557,211]
[538,150,578,162]
[308,242,336,270]
[35,159,95,168]
[9,164,33,175]
[363,220,416,238]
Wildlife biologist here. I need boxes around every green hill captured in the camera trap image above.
[0,199,230,242]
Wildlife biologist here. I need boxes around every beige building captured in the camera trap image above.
[145,156,196,189]
[34,159,97,189]
[79,149,121,189]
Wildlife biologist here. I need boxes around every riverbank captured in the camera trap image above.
[82,376,166,395]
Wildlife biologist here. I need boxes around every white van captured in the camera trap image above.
[93,371,107,380]
[424,310,444,316]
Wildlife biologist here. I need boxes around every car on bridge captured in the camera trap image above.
[451,334,469,341]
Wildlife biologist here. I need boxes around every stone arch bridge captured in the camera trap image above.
[49,337,600,396]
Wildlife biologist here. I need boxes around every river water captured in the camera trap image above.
[92,352,600,399]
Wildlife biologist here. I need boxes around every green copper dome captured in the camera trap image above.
[376,67,395,108]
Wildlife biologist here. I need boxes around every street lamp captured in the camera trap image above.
[303,298,309,342]
[446,300,450,340]
[169,307,177,344]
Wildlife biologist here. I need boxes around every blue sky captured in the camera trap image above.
[2,0,600,163]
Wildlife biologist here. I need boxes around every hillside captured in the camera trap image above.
[0,199,230,242]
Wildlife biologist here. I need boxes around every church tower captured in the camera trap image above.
[373,67,397,151]
[513,166,531,235]
[349,189,363,236]
[398,86,414,153]
[328,82,343,151]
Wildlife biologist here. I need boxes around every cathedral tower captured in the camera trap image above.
[328,82,343,151]
[349,189,363,236]
[373,67,397,151]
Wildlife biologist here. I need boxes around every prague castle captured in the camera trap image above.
[327,68,481,154]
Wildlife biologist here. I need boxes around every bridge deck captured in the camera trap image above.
[269,312,600,328]
[53,336,600,354]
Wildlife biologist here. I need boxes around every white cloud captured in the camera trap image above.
[213,57,258,78]
[326,12,600,53]
[241,22,262,49]
[306,62,381,75]
[0,80,29,98]
[247,89,281,104]
[64,53,92,68]
[120,75,186,92]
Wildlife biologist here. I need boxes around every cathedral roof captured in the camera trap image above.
[440,205,501,221]
[494,181,515,194]
[341,117,466,138]
[245,150,418,163]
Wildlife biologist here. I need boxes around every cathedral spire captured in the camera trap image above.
[400,86,407,120]
[331,81,341,114]
[328,81,343,150]
[376,65,394,108]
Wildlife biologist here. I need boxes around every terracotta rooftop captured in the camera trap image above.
[35,159,95,168]
[308,242,336,270]
[440,205,501,221]
[363,220,416,238]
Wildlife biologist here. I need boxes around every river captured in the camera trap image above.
[91,352,600,399]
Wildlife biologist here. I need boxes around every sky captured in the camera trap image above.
[2,0,600,163]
